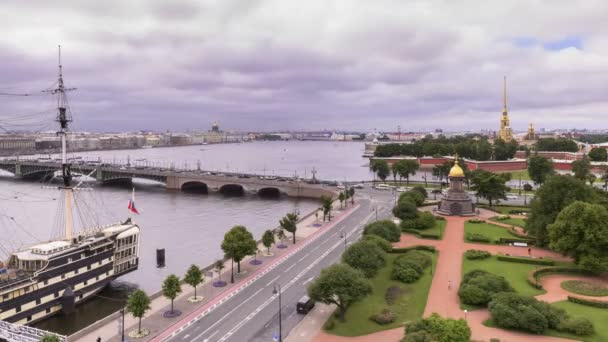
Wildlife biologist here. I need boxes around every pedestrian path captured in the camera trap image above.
[74,200,356,342]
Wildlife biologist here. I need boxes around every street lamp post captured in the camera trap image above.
[340,231,347,250]
[230,258,234,284]
[120,308,125,342]
[272,284,283,342]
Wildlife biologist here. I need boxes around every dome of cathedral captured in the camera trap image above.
[449,160,464,177]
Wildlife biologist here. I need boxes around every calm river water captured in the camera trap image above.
[0,141,371,334]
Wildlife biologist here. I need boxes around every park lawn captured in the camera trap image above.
[461,255,544,298]
[403,220,446,240]
[479,204,531,215]
[484,301,608,342]
[464,222,514,243]
[489,216,527,227]
[326,252,437,336]
[507,169,531,180]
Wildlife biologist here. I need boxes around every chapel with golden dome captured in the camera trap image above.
[437,158,475,216]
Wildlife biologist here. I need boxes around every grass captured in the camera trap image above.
[489,216,527,228]
[479,204,530,215]
[325,252,437,336]
[484,301,608,342]
[462,255,545,298]
[561,280,608,297]
[506,169,531,180]
[403,220,446,240]
[464,222,515,243]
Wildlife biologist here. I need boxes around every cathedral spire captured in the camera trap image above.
[503,76,507,111]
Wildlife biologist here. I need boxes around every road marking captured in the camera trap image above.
[191,288,263,341]
[302,276,314,285]
[284,263,296,273]
[297,253,310,262]
[183,334,190,340]
[265,275,280,287]
[202,330,219,342]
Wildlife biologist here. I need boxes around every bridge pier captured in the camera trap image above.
[96,169,103,182]
[14,164,21,178]
[166,175,180,190]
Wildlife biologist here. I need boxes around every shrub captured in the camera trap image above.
[434,215,446,220]
[567,295,608,308]
[363,220,401,242]
[411,186,428,199]
[468,218,485,224]
[496,255,554,266]
[404,313,471,342]
[495,215,511,221]
[416,212,436,229]
[465,249,491,260]
[390,245,436,254]
[508,209,529,214]
[392,251,432,283]
[324,319,335,330]
[342,241,386,278]
[385,286,404,305]
[402,228,440,240]
[459,270,514,306]
[400,191,425,207]
[497,237,536,245]
[393,197,418,219]
[362,234,393,252]
[370,308,395,325]
[466,233,492,243]
[558,318,595,336]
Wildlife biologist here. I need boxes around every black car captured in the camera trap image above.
[296,295,315,314]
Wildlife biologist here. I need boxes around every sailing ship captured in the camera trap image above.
[0,47,141,325]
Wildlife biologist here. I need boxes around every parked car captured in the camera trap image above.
[506,194,518,200]
[296,295,315,314]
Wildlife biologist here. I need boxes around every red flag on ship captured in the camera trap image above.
[128,188,140,214]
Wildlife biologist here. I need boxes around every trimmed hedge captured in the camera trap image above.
[465,249,491,260]
[497,237,535,245]
[390,245,436,254]
[468,218,485,224]
[497,255,555,266]
[527,267,596,290]
[392,250,432,284]
[567,295,608,308]
[402,228,440,240]
[466,233,492,243]
[369,308,395,325]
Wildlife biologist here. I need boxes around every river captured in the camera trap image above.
[0,141,372,334]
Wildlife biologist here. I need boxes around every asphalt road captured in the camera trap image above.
[168,188,396,342]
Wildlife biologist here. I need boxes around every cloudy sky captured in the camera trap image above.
[1,0,607,133]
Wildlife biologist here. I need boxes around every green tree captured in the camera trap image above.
[320,195,333,221]
[361,234,393,252]
[348,187,355,204]
[341,240,387,278]
[403,313,471,342]
[126,289,151,334]
[535,138,579,152]
[528,155,554,185]
[40,335,60,342]
[184,265,203,300]
[338,192,345,208]
[362,220,401,242]
[548,201,608,273]
[374,160,390,182]
[470,170,510,207]
[162,274,182,314]
[432,162,451,189]
[588,147,607,162]
[307,263,372,321]
[262,229,275,254]
[526,175,595,246]
[392,196,418,219]
[279,212,299,244]
[493,138,518,160]
[221,225,257,275]
[399,159,420,186]
[572,157,591,181]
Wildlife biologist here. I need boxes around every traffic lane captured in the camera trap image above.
[169,200,374,341]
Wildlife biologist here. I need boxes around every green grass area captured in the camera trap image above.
[464,222,515,243]
[462,255,544,298]
[326,252,437,336]
[484,301,608,342]
[561,280,608,297]
[403,220,446,240]
[489,216,527,228]
[506,169,531,180]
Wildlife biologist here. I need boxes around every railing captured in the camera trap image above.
[0,320,66,342]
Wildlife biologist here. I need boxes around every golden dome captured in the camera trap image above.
[449,159,464,177]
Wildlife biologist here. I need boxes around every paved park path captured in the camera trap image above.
[312,211,584,342]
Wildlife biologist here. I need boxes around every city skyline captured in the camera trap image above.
[1,1,607,132]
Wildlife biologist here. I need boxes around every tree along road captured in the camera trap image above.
[168,188,395,342]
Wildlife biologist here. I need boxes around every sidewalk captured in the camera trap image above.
[285,304,335,342]
[74,200,355,342]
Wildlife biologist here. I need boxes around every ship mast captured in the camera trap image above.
[50,45,76,241]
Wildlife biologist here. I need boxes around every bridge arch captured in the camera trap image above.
[219,184,246,196]
[181,181,209,194]
[257,187,282,198]
[102,177,134,188]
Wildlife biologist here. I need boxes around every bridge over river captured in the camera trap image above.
[0,159,337,198]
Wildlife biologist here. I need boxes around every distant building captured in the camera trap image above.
[498,76,513,141]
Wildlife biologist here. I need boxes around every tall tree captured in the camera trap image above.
[588,147,608,162]
[341,241,386,278]
[214,260,225,282]
[432,162,451,189]
[398,159,420,186]
[348,187,355,204]
[528,155,555,185]
[572,157,591,181]
[493,138,518,160]
[126,289,151,334]
[470,170,510,207]
[307,263,372,321]
[262,229,275,254]
[338,192,345,208]
[279,212,299,244]
[374,160,390,182]
[162,274,182,314]
[526,175,595,246]
[221,225,257,275]
[548,201,608,273]
[184,265,203,300]
[320,195,333,221]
